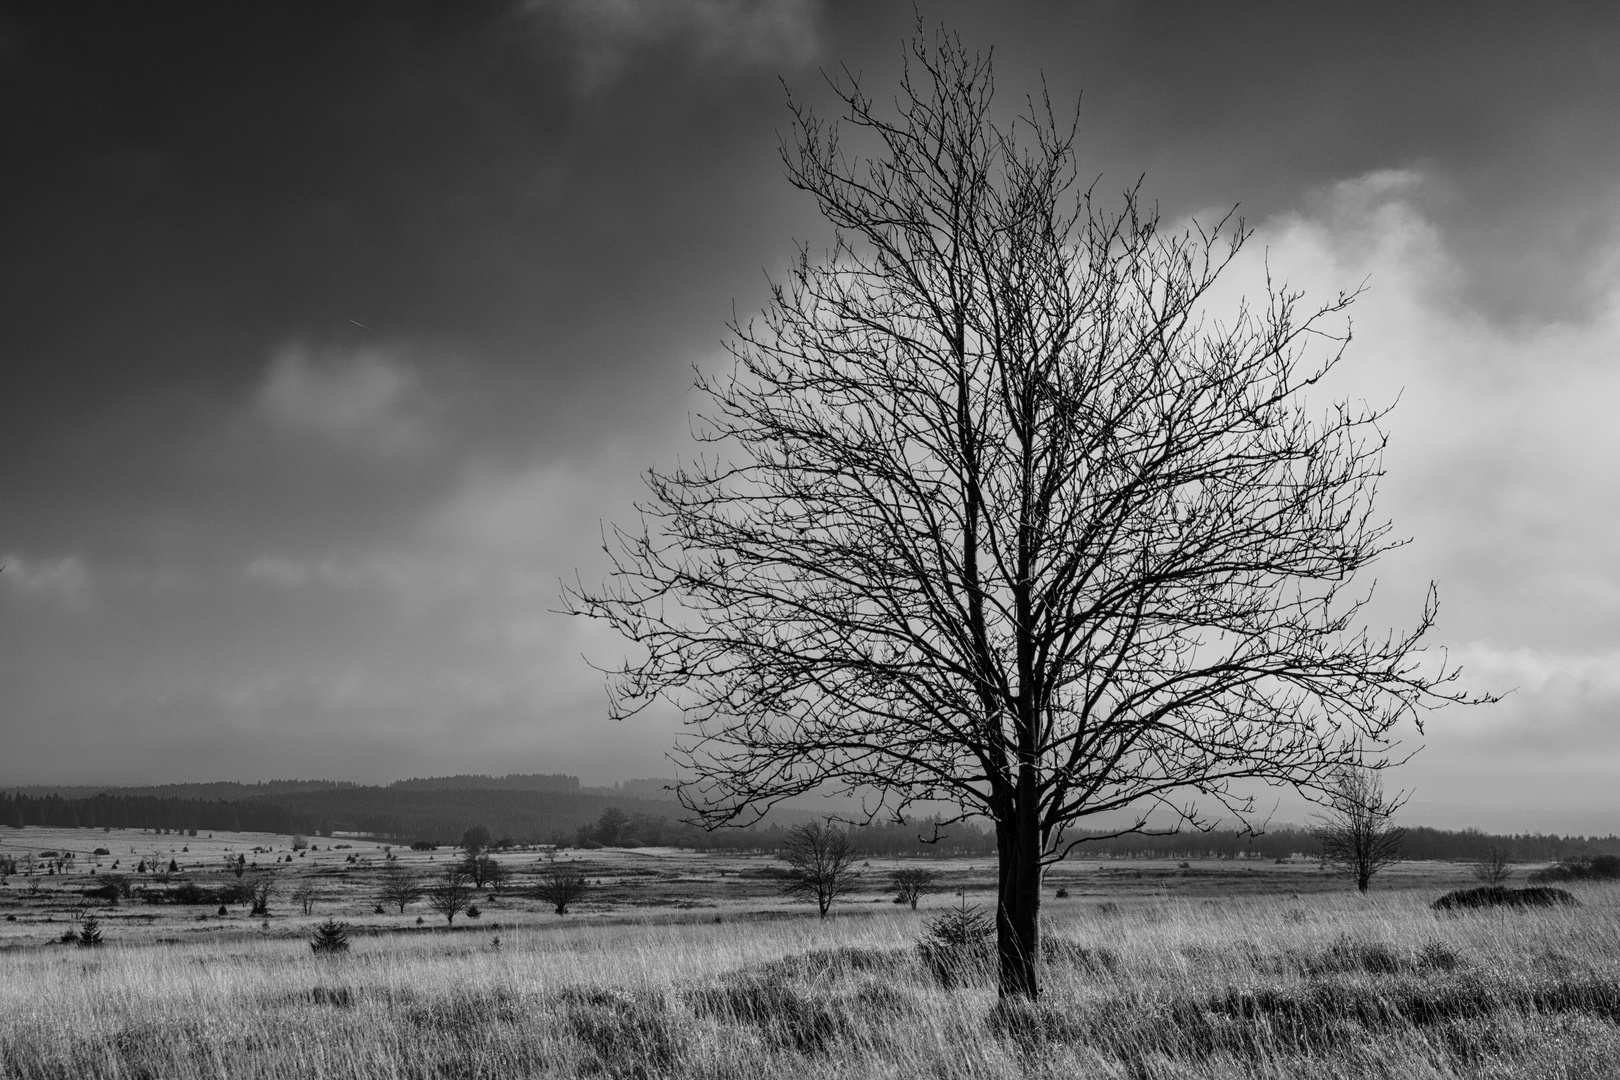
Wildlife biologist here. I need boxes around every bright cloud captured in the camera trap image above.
[1210,169,1620,828]
[0,553,92,609]
[255,344,432,456]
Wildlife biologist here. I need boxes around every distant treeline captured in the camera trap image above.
[1,791,309,835]
[3,779,355,801]
[4,786,1618,864]
[387,774,579,793]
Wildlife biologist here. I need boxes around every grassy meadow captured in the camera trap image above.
[3,826,1619,1078]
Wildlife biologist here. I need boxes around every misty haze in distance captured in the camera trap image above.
[4,2,1620,834]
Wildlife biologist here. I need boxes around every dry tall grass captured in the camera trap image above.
[3,886,1618,1078]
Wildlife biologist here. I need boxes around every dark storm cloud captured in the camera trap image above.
[2,2,1619,826]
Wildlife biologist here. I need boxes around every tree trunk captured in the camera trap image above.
[995,805,1042,998]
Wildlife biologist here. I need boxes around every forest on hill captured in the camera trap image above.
[3,780,1618,863]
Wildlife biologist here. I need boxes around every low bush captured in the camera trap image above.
[1528,855,1620,883]
[1432,885,1579,911]
[169,882,213,906]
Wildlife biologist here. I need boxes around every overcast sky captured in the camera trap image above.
[4,1,1620,832]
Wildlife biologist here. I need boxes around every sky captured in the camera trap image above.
[3,1,1620,832]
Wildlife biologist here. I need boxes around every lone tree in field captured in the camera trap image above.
[1312,766,1406,892]
[461,825,492,856]
[892,866,938,910]
[569,30,1480,998]
[426,865,473,926]
[779,821,861,918]
[534,860,589,915]
[290,880,318,916]
[378,863,424,914]
[1471,842,1513,885]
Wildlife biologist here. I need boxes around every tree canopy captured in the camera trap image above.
[571,28,1483,997]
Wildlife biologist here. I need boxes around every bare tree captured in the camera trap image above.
[534,860,589,915]
[892,866,937,910]
[569,29,1482,998]
[248,876,275,916]
[377,862,423,914]
[290,880,318,916]
[1312,766,1406,892]
[779,821,860,918]
[426,866,472,926]
[480,856,504,894]
[1471,843,1513,885]
[460,852,502,890]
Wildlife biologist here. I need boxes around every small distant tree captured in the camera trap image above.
[309,919,350,955]
[479,856,504,893]
[427,866,473,925]
[96,872,132,903]
[892,867,937,910]
[76,914,104,948]
[919,892,995,986]
[378,863,424,914]
[779,821,860,918]
[594,807,629,846]
[460,851,504,889]
[248,877,275,916]
[290,880,318,916]
[1471,843,1513,885]
[461,825,492,856]
[1312,767,1406,892]
[535,860,589,915]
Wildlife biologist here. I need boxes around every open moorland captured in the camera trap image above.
[3,826,1619,1078]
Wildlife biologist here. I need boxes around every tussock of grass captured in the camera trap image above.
[1433,885,1580,911]
[560,987,683,1079]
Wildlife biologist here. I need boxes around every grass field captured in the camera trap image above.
[3,826,1618,1078]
